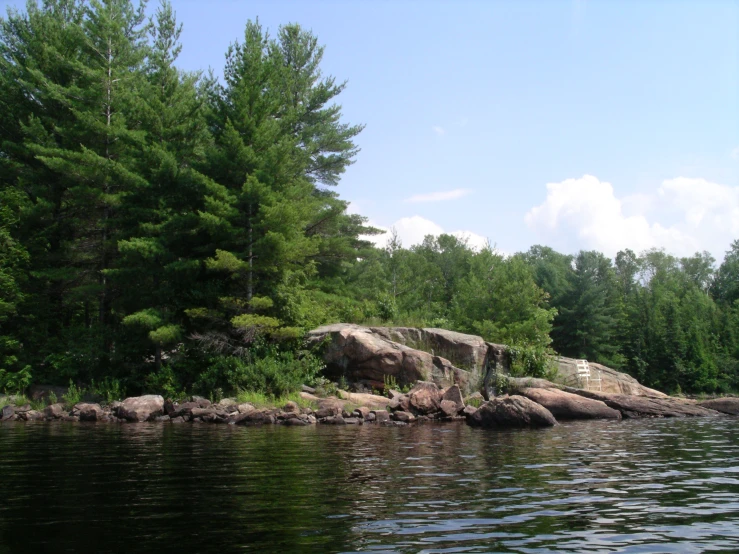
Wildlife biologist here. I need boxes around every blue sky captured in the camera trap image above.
[2,0,738,260]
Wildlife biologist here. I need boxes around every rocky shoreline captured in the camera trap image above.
[2,378,738,428]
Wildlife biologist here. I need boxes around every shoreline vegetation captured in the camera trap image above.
[2,376,738,428]
[3,324,739,428]
[1,0,739,411]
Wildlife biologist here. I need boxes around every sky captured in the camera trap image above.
[2,0,738,261]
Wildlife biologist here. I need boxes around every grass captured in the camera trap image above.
[1,393,46,411]
[466,396,484,408]
[235,390,318,410]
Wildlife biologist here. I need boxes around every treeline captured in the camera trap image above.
[349,237,739,395]
[1,1,737,399]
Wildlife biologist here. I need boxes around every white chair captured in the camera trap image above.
[575,359,602,391]
[576,359,590,389]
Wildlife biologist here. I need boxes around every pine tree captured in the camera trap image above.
[553,250,622,365]
[191,20,365,347]
[112,0,213,372]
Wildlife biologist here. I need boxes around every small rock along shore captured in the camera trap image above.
[2,378,738,428]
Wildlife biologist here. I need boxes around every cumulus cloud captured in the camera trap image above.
[404,188,472,203]
[525,175,739,258]
[365,215,488,251]
[432,126,445,136]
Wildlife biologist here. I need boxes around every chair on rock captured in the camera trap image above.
[575,359,602,391]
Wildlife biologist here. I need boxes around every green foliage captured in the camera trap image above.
[62,380,84,409]
[505,345,558,380]
[466,396,484,408]
[195,350,323,398]
[236,390,317,410]
[0,0,737,399]
[89,378,125,404]
[0,366,32,395]
[144,366,187,400]
[383,374,411,394]
[312,376,338,398]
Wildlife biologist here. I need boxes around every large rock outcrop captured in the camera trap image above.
[467,395,557,428]
[307,324,666,399]
[571,389,721,418]
[556,357,667,397]
[520,387,621,420]
[307,324,477,392]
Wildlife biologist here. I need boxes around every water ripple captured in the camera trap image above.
[1,417,739,552]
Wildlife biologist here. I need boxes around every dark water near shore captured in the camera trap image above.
[1,418,739,553]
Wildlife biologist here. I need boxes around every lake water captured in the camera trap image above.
[1,418,738,553]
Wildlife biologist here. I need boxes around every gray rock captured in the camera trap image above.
[284,417,310,426]
[442,384,465,409]
[573,390,721,418]
[392,411,416,423]
[77,403,104,422]
[697,398,739,415]
[372,410,390,423]
[440,399,460,417]
[306,324,473,392]
[319,415,347,425]
[520,387,621,420]
[408,381,441,415]
[315,405,341,419]
[462,405,478,417]
[233,410,274,425]
[117,395,165,422]
[171,401,199,418]
[467,395,557,428]
[22,410,44,421]
[44,403,66,419]
[1,405,15,420]
[191,396,211,408]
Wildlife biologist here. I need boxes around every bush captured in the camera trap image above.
[195,349,323,398]
[506,343,558,380]
[0,365,32,395]
[90,377,125,404]
[62,380,84,408]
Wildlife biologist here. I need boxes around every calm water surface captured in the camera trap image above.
[1,417,739,553]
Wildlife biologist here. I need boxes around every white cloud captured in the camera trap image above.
[525,174,739,259]
[450,230,489,251]
[731,146,739,160]
[365,215,488,251]
[404,188,472,203]
[432,126,445,136]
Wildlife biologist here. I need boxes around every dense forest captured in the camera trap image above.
[1,1,738,400]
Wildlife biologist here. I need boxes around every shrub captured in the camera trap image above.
[506,344,558,380]
[195,349,323,398]
[90,377,125,404]
[62,380,84,408]
[0,365,32,395]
